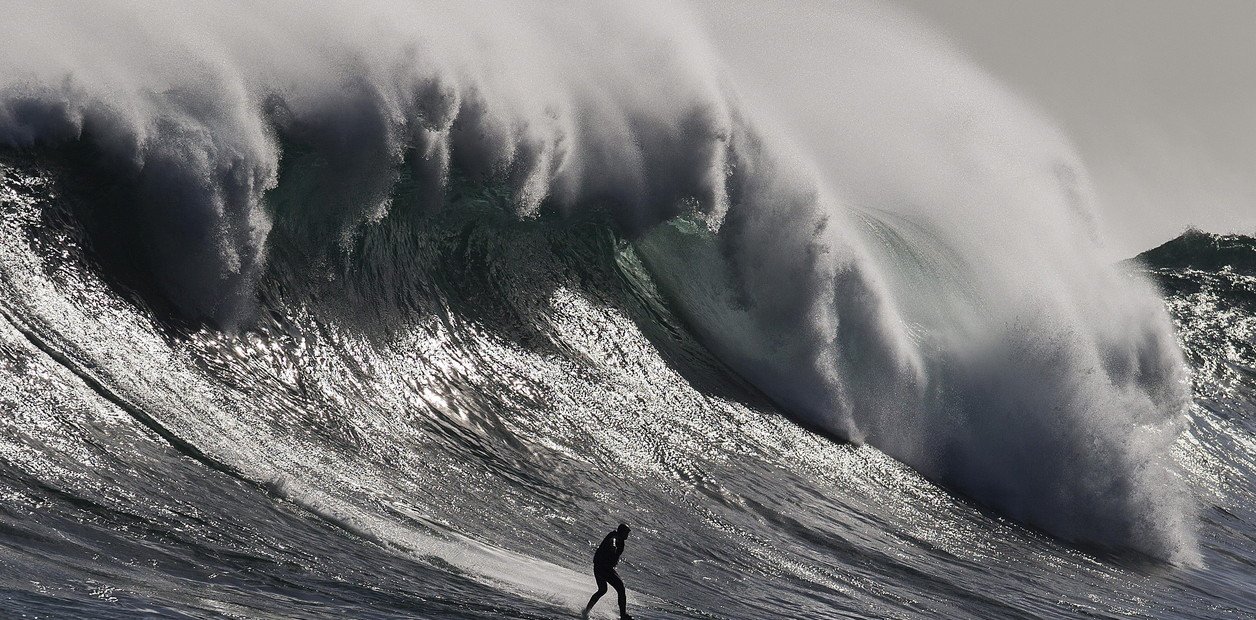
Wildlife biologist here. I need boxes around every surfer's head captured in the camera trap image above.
[618,523,631,537]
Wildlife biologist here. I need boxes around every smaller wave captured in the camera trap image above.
[1133,228,1256,277]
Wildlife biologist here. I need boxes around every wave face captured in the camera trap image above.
[0,2,1252,618]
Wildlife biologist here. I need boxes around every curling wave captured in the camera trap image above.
[0,0,1202,594]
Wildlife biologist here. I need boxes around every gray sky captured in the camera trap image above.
[894,0,1256,255]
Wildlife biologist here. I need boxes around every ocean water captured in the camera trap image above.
[0,2,1252,618]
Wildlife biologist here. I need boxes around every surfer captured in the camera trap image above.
[581,522,633,619]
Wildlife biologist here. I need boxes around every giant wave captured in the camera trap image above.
[1,2,1250,618]
[0,0,1194,560]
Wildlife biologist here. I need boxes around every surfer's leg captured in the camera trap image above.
[583,569,608,617]
[607,569,627,617]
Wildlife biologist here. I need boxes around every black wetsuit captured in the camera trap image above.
[584,530,627,617]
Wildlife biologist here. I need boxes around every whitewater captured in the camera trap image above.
[0,1,1252,618]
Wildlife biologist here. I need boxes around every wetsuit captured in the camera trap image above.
[584,530,628,618]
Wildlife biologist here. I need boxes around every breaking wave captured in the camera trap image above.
[0,0,1197,561]
[4,2,1249,618]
